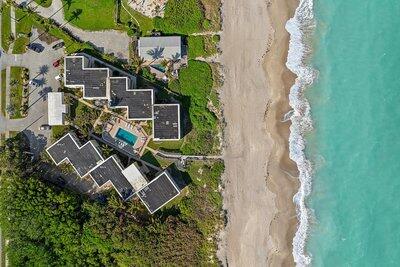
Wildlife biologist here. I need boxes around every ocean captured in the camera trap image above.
[286,0,400,266]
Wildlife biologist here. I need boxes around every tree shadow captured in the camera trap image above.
[22,130,48,159]
[147,46,165,60]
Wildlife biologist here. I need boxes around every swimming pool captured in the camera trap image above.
[115,128,137,146]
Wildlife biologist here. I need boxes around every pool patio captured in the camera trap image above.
[104,118,148,155]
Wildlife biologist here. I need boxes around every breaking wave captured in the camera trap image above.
[285,0,317,266]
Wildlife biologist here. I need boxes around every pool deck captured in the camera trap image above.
[105,118,148,155]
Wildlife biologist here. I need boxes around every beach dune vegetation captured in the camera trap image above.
[169,60,220,155]
[154,0,204,34]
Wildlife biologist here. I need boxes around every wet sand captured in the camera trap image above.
[218,0,299,266]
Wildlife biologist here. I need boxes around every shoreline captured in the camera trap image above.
[218,0,299,266]
[264,0,299,265]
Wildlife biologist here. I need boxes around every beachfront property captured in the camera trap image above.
[46,132,181,213]
[138,36,183,61]
[153,104,181,140]
[137,36,188,81]
[47,92,67,126]
[62,54,181,140]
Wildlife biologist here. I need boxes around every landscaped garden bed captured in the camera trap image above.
[8,67,29,119]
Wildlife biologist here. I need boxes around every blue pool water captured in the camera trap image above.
[115,128,137,146]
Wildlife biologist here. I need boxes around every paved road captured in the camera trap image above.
[15,0,131,60]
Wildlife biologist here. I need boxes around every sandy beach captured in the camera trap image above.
[218,0,299,266]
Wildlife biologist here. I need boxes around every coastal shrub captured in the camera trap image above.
[154,0,204,34]
[188,35,219,59]
[188,36,206,58]
[0,138,224,266]
[169,60,219,155]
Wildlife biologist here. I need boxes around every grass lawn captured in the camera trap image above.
[51,125,70,140]
[12,37,29,54]
[15,6,93,54]
[1,70,6,116]
[15,8,33,35]
[140,149,174,168]
[1,4,12,52]
[9,67,24,119]
[61,0,116,30]
[147,139,184,152]
[34,0,52,8]
[120,0,154,35]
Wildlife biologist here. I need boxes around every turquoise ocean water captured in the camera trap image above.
[295,0,400,266]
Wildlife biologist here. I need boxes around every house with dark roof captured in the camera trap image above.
[63,54,181,140]
[137,171,180,213]
[109,77,154,120]
[46,132,181,211]
[153,104,181,140]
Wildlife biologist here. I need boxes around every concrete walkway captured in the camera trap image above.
[15,0,131,60]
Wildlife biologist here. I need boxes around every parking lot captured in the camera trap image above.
[0,29,66,156]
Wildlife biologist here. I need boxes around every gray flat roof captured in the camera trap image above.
[109,78,153,120]
[153,104,180,140]
[137,171,180,213]
[65,57,108,99]
[89,156,135,200]
[46,133,103,177]
[138,36,182,61]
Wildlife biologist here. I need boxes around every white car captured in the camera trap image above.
[29,80,38,87]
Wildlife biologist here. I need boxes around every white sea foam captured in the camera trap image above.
[285,0,316,266]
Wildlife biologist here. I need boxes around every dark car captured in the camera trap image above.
[52,41,65,50]
[28,43,44,53]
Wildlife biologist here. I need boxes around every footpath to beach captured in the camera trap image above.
[218,0,299,266]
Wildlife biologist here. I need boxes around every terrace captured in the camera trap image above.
[103,117,148,155]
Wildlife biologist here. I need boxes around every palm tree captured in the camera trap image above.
[68,9,82,22]
[131,54,145,74]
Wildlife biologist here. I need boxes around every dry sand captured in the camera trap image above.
[218,0,299,266]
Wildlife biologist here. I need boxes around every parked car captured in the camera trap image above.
[53,59,61,67]
[52,41,65,50]
[55,74,63,80]
[39,124,51,130]
[27,43,44,53]
[29,80,38,87]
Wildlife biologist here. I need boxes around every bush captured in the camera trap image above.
[154,0,204,34]
[169,60,219,154]
[188,35,219,59]
[0,159,224,266]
